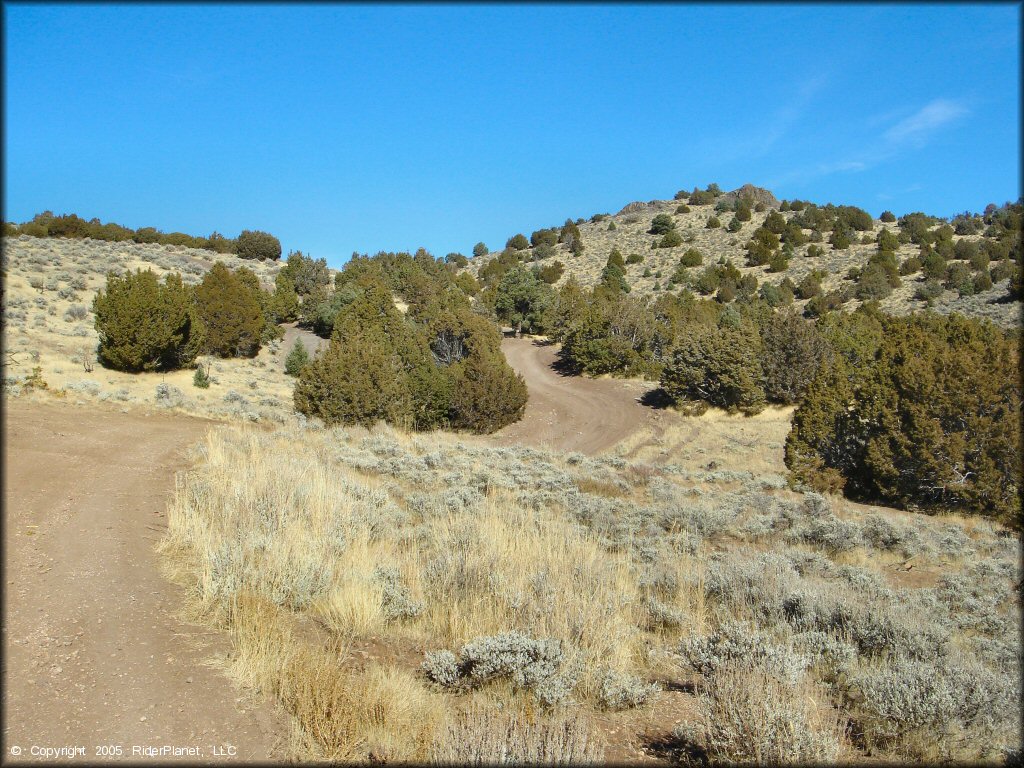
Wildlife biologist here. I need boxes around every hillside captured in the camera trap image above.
[466,185,1020,329]
[1,235,326,423]
[3,230,1020,765]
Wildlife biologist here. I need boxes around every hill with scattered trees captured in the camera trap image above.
[464,184,1021,330]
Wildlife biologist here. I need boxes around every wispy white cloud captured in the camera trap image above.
[883,99,969,146]
[770,98,970,189]
[756,75,829,154]
[876,183,922,202]
[699,74,831,167]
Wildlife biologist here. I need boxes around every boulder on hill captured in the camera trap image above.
[723,184,780,209]
[617,201,650,215]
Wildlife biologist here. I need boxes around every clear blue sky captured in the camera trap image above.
[4,3,1020,269]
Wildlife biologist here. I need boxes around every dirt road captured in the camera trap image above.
[1,339,656,762]
[3,399,288,763]
[492,337,662,455]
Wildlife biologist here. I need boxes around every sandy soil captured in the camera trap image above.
[490,337,665,455]
[2,399,290,762]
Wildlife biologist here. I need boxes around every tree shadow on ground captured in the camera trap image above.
[639,388,675,410]
[641,730,706,764]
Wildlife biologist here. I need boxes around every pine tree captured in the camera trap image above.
[284,339,310,376]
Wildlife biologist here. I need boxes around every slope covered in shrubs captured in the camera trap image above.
[160,420,1021,763]
[477,217,1021,524]
[466,187,1021,330]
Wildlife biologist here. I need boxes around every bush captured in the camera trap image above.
[880,210,896,222]
[558,219,582,250]
[914,279,943,302]
[767,252,789,273]
[763,210,787,234]
[93,269,203,372]
[194,263,266,357]
[661,324,766,414]
[806,244,824,258]
[235,229,281,261]
[432,706,604,764]
[529,228,559,248]
[679,248,703,267]
[973,270,994,292]
[293,283,446,430]
[284,338,310,376]
[192,364,210,388]
[657,230,683,248]
[829,228,851,250]
[506,233,529,250]
[899,255,922,275]
[494,267,554,334]
[422,631,578,707]
[597,670,659,711]
[787,310,1021,524]
[649,214,675,235]
[969,248,991,273]
[921,249,947,280]
[877,228,900,252]
[745,228,780,266]
[856,264,895,300]
[705,216,721,229]
[760,310,830,404]
[625,252,643,265]
[535,260,565,284]
[734,203,751,222]
[845,656,1018,761]
[675,204,690,214]
[676,636,844,763]
[796,272,823,300]
[63,304,89,322]
[448,349,528,433]
[945,262,974,295]
[804,290,846,318]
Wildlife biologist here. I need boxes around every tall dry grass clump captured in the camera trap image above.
[160,421,1021,763]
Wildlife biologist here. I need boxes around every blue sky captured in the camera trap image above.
[4,4,1020,269]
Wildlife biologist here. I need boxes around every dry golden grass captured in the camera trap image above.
[614,405,796,476]
[157,419,1021,763]
[1,235,321,423]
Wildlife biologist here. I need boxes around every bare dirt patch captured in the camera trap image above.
[490,337,664,454]
[3,399,290,762]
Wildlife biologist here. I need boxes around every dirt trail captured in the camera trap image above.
[491,338,663,455]
[0,339,668,762]
[3,399,289,763]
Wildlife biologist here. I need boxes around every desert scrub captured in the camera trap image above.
[675,658,847,764]
[160,422,1021,763]
[843,653,1020,761]
[431,704,604,764]
[422,631,580,706]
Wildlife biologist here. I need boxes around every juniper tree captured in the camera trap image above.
[93,269,204,372]
[194,263,265,357]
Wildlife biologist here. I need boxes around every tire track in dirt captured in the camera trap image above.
[491,338,663,455]
[3,399,289,762]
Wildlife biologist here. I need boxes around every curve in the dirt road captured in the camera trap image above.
[493,337,659,455]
